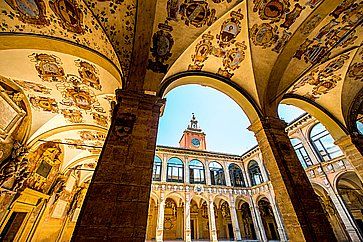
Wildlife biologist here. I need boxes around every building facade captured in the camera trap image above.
[144,114,363,242]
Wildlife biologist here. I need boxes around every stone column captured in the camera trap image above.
[327,186,362,241]
[241,163,251,187]
[156,193,166,242]
[249,197,267,242]
[208,200,218,242]
[257,155,268,182]
[297,128,321,165]
[224,162,232,186]
[335,135,363,182]
[205,160,212,185]
[184,157,190,184]
[184,193,191,242]
[71,90,164,241]
[248,117,337,242]
[161,155,168,182]
[229,198,242,241]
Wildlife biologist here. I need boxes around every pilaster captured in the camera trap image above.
[248,117,337,242]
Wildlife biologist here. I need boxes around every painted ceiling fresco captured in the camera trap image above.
[0,49,117,171]
[0,1,120,68]
[288,48,358,123]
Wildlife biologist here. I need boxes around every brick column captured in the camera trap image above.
[249,117,337,242]
[71,90,164,241]
[335,135,363,182]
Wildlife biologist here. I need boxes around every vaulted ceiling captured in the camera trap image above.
[0,0,362,169]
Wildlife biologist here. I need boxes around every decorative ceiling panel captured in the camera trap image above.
[83,0,137,78]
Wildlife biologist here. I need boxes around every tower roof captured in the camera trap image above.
[187,113,202,132]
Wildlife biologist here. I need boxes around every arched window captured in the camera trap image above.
[189,159,205,184]
[290,138,312,168]
[152,156,162,181]
[229,163,245,187]
[310,123,343,162]
[167,157,184,183]
[248,161,263,186]
[209,161,225,186]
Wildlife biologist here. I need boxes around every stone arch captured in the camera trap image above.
[281,95,348,140]
[158,71,262,124]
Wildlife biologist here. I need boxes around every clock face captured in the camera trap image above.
[191,138,200,147]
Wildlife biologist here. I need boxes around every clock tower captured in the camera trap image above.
[179,113,207,151]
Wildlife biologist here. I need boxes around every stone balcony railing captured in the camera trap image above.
[305,156,350,180]
[151,181,271,197]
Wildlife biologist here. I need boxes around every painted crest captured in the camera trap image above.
[272,30,291,53]
[167,0,180,21]
[30,53,66,82]
[281,3,304,29]
[347,62,363,80]
[75,60,101,90]
[218,41,247,78]
[250,23,278,49]
[216,9,243,48]
[49,0,84,34]
[179,0,216,28]
[188,32,214,70]
[29,96,58,113]
[92,112,108,127]
[253,0,290,22]
[5,0,49,25]
[14,79,51,94]
[61,109,83,123]
[147,22,174,73]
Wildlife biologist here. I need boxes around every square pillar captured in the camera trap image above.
[248,117,337,242]
[71,90,164,241]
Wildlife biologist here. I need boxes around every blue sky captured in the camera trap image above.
[156,85,305,155]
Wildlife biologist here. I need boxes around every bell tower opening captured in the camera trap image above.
[179,113,207,151]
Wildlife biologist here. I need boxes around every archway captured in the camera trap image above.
[312,184,349,241]
[190,197,209,240]
[146,197,158,240]
[336,172,363,236]
[257,198,279,241]
[236,199,257,240]
[163,197,184,240]
[214,197,233,240]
